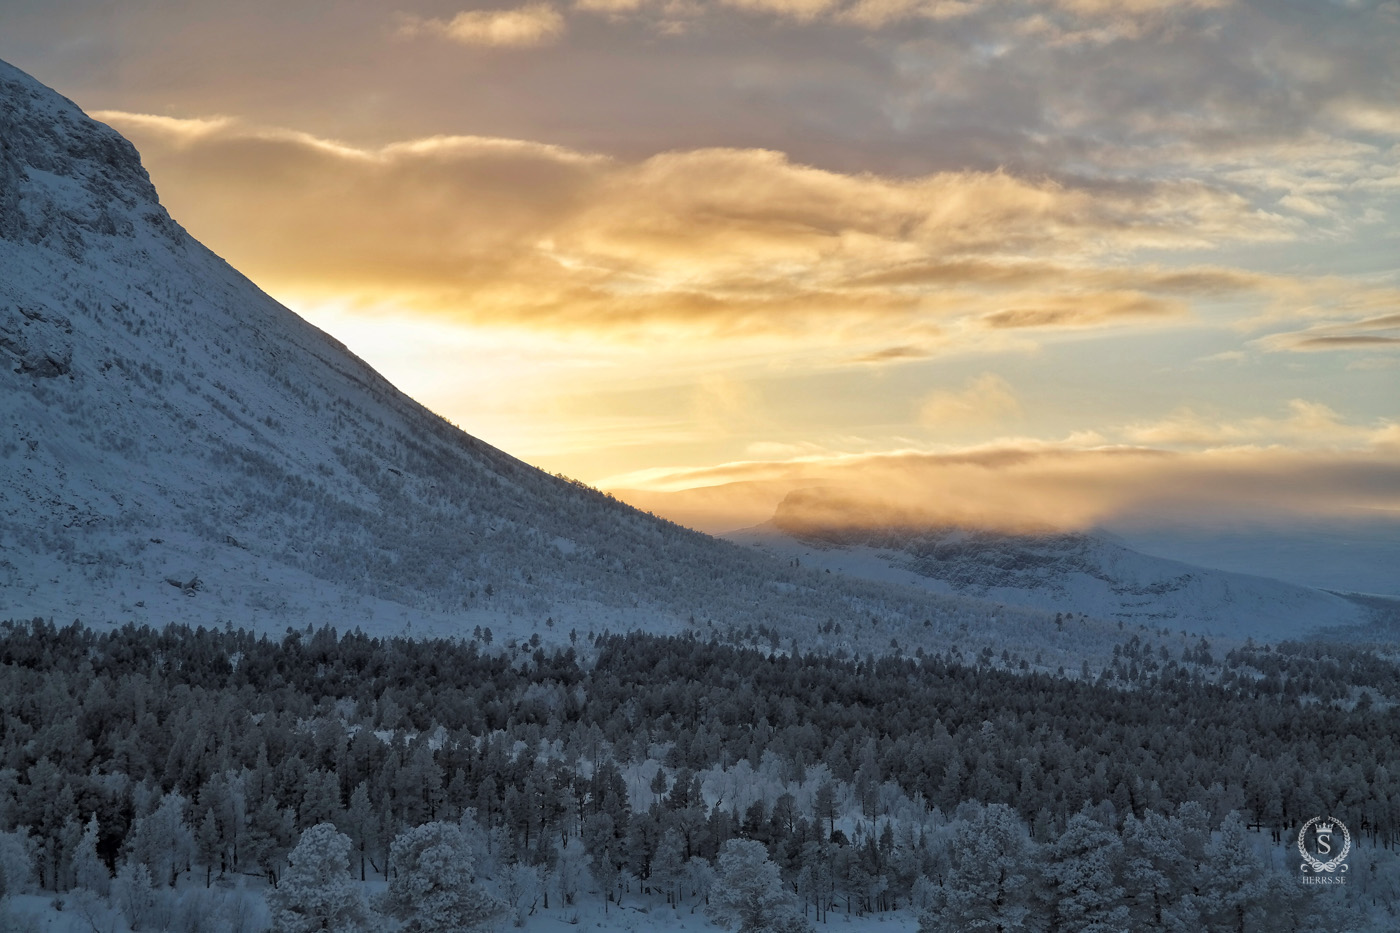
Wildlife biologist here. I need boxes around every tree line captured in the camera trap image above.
[1,619,1397,931]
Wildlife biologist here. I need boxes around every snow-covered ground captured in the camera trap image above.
[3,887,922,933]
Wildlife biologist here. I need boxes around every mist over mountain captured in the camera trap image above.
[722,486,1380,641]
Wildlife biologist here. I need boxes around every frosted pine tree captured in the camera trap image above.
[707,838,808,933]
[0,831,34,900]
[1040,812,1128,933]
[551,837,588,907]
[376,821,505,933]
[1200,812,1265,933]
[919,804,1036,933]
[1121,811,1198,932]
[72,814,109,896]
[125,791,194,888]
[267,823,370,933]
[651,829,686,906]
[114,860,160,931]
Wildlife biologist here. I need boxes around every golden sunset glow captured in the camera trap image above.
[6,0,1396,535]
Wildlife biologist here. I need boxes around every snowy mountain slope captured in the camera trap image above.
[725,488,1372,641]
[0,59,1080,653]
[1105,514,1400,598]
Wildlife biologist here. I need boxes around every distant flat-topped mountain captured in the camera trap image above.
[0,59,1055,653]
[724,488,1371,641]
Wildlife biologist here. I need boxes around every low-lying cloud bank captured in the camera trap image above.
[614,434,1400,535]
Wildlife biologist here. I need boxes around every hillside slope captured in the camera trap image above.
[1,59,1068,652]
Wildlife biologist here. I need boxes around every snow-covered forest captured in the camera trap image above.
[1,620,1397,931]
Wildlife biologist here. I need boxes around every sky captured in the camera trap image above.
[3,0,1399,536]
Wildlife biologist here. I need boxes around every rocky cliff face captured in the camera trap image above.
[0,60,181,253]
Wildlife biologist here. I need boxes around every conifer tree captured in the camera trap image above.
[1121,810,1198,932]
[1200,812,1266,933]
[376,821,504,933]
[71,815,109,896]
[1041,812,1128,933]
[707,838,801,933]
[919,804,1036,933]
[268,823,370,933]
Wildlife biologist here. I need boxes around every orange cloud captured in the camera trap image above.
[611,398,1400,533]
[980,292,1181,329]
[919,373,1021,426]
[400,5,567,47]
[614,440,1400,534]
[1125,400,1399,447]
[98,111,1297,346]
[576,0,1232,32]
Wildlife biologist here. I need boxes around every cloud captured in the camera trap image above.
[920,372,1021,426]
[1330,100,1400,137]
[101,111,1301,346]
[1291,335,1400,350]
[573,0,650,11]
[400,4,566,47]
[609,398,1400,533]
[576,0,1233,32]
[849,344,938,364]
[613,436,1400,534]
[91,111,236,146]
[722,0,843,21]
[1124,400,1398,448]
[1259,308,1400,353]
[979,292,1182,329]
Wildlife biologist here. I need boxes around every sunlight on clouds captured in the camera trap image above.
[399,4,566,47]
[1053,0,1229,14]
[979,292,1184,329]
[1256,307,1400,354]
[287,300,739,480]
[573,0,650,10]
[1330,100,1400,137]
[722,0,842,20]
[574,0,1233,31]
[93,106,1400,500]
[919,372,1021,427]
[840,0,977,28]
[90,111,235,146]
[1125,400,1399,448]
[100,111,1298,350]
[609,391,1400,534]
[612,437,1400,534]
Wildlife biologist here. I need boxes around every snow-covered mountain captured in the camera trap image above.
[0,58,1372,655]
[1,59,1061,652]
[725,488,1371,640]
